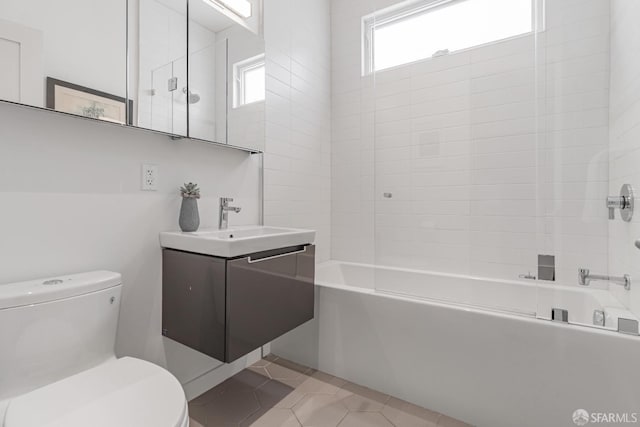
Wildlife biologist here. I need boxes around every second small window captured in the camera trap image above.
[233,54,265,108]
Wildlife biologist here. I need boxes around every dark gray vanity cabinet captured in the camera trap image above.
[162,245,315,363]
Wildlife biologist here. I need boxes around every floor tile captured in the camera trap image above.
[339,382,390,412]
[292,393,349,427]
[190,370,268,407]
[263,354,279,362]
[338,412,394,427]
[189,387,222,407]
[255,379,305,409]
[381,397,440,427]
[292,371,343,395]
[188,357,470,427]
[265,359,310,380]
[248,366,271,378]
[202,391,260,426]
[188,404,208,427]
[251,358,272,368]
[240,408,301,427]
[219,369,271,393]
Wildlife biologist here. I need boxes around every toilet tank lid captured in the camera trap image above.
[0,271,121,310]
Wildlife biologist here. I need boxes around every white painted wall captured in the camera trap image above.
[0,102,262,397]
[331,0,611,286]
[609,0,640,319]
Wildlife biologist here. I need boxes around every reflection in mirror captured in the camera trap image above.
[0,0,127,123]
[226,27,265,151]
[130,0,188,136]
[187,0,229,143]
[188,0,265,149]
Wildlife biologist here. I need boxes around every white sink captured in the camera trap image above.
[160,226,316,258]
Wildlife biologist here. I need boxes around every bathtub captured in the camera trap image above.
[318,261,638,330]
[272,261,640,427]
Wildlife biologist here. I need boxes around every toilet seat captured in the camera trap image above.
[4,357,188,427]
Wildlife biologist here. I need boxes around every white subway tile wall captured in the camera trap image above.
[609,0,640,318]
[331,0,611,285]
[263,0,332,262]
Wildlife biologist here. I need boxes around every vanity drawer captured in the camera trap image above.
[162,244,315,363]
[226,245,315,362]
[162,250,226,361]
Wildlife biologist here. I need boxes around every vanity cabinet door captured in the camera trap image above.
[226,245,315,362]
[162,249,226,361]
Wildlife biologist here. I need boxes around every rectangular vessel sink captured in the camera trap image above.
[160,226,316,258]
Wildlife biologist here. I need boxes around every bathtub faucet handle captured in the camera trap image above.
[578,268,590,286]
[607,184,634,222]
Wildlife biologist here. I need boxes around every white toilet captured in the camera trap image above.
[0,271,189,427]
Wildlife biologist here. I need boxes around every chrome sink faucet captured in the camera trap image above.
[219,197,241,230]
[578,268,631,290]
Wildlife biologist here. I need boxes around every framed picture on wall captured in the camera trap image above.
[46,77,133,125]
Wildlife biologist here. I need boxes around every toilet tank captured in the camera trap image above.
[0,271,122,400]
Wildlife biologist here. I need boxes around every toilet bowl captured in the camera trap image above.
[0,271,188,427]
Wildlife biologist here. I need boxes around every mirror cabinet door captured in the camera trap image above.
[226,24,265,151]
[0,0,264,150]
[129,0,188,137]
[187,0,229,143]
[188,0,264,150]
[0,0,128,123]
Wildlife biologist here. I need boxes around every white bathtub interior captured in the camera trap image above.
[316,261,639,333]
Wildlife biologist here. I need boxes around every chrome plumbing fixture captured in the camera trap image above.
[578,268,631,290]
[607,184,634,221]
[593,310,605,327]
[551,308,568,323]
[182,87,201,104]
[618,318,639,336]
[538,255,555,281]
[219,197,241,230]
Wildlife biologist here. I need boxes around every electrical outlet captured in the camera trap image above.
[142,164,158,191]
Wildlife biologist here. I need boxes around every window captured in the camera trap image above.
[363,0,537,74]
[233,54,265,108]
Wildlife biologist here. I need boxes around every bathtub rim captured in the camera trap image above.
[315,260,640,341]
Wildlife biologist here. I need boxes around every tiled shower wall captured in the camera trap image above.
[263,0,332,262]
[331,0,611,285]
[609,0,640,317]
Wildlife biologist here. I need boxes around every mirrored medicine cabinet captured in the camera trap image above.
[0,0,264,152]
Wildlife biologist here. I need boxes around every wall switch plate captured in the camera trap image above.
[142,164,158,191]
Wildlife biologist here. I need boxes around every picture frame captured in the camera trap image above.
[46,77,133,125]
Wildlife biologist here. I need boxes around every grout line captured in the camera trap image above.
[291,408,304,426]
[379,411,399,427]
[236,390,263,427]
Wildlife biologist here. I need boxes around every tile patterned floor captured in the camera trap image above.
[188,356,472,427]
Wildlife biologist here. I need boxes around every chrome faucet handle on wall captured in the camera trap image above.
[607,184,634,221]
